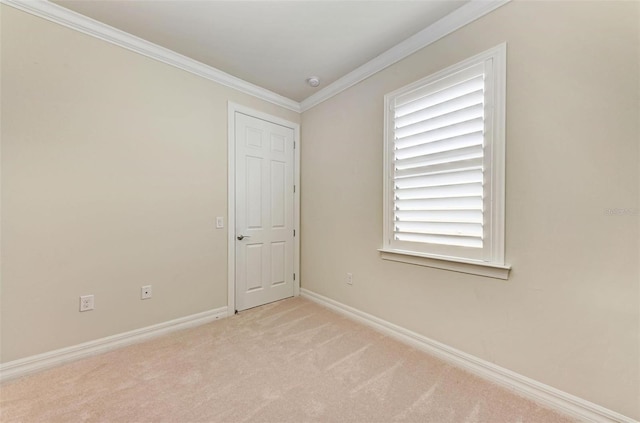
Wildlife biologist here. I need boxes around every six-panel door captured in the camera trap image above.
[235,112,295,311]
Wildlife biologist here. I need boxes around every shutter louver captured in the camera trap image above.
[392,64,486,250]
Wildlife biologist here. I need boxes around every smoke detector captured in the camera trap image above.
[306,76,320,88]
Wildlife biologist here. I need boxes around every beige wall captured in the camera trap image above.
[0,5,298,362]
[301,1,639,419]
[2,0,639,419]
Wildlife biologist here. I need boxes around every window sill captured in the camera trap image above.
[378,249,511,280]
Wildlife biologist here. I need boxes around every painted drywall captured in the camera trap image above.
[301,0,639,419]
[0,5,299,362]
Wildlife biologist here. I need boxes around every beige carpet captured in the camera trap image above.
[0,297,575,422]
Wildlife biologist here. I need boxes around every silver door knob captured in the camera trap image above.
[237,234,250,240]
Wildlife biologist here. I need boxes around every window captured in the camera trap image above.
[381,44,509,279]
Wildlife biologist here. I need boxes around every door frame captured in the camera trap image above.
[227,102,301,313]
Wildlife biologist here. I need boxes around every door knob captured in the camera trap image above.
[237,234,251,240]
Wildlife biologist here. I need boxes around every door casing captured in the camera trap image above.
[227,102,300,313]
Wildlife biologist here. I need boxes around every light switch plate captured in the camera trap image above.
[216,217,224,229]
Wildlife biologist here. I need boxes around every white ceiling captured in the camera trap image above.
[52,1,469,102]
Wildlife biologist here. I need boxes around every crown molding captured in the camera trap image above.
[300,0,511,112]
[2,0,511,114]
[1,0,301,113]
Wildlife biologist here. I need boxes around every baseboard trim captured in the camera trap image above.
[300,289,636,423]
[0,306,228,383]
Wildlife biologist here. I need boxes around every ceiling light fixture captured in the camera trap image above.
[306,76,320,88]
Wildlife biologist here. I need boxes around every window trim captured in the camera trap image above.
[381,43,510,278]
[378,249,511,280]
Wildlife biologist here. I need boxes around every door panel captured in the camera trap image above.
[271,161,286,228]
[245,244,263,292]
[271,241,286,286]
[246,156,263,229]
[235,112,294,311]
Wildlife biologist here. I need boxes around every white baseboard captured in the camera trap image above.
[0,306,228,383]
[300,289,637,423]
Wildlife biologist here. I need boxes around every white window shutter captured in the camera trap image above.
[383,44,506,266]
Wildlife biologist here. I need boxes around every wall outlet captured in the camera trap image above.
[79,295,94,312]
[346,272,353,285]
[141,285,152,300]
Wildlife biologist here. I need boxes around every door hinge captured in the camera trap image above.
[293,185,296,193]
[293,229,296,237]
[293,273,296,281]
[294,141,296,149]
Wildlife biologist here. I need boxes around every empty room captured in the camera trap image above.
[1,0,638,422]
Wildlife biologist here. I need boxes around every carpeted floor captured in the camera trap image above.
[0,297,576,422]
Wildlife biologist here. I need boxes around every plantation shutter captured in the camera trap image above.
[391,62,487,252]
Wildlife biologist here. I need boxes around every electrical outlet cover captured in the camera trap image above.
[79,295,94,312]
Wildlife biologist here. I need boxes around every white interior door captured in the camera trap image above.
[235,112,295,312]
